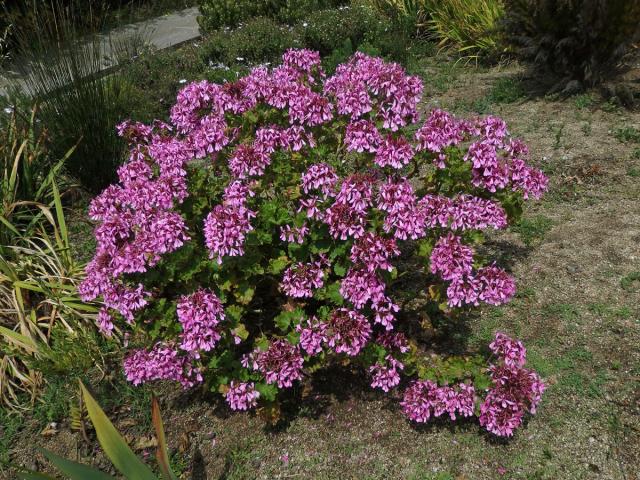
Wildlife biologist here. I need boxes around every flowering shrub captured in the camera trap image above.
[80,49,548,436]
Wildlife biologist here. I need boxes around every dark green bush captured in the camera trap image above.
[197,0,346,32]
[295,3,388,56]
[199,17,300,66]
[503,0,640,88]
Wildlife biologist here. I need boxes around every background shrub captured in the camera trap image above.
[199,17,301,67]
[502,0,640,89]
[197,0,347,31]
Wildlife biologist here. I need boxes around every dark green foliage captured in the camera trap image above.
[199,17,301,66]
[502,0,640,88]
[294,4,386,56]
[197,0,347,32]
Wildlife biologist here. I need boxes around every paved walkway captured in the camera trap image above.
[0,6,200,98]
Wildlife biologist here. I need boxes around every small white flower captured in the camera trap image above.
[236,57,245,62]
[179,79,187,84]
[4,106,14,114]
[302,22,308,27]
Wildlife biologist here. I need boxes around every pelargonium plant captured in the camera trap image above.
[80,49,548,436]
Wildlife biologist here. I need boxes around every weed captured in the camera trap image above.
[620,271,640,291]
[553,124,565,149]
[574,93,594,109]
[489,76,525,104]
[0,410,23,465]
[223,439,266,480]
[601,100,621,113]
[631,148,640,160]
[429,62,462,93]
[33,376,76,424]
[472,96,492,114]
[614,126,640,143]
[541,303,579,323]
[581,121,592,136]
[512,215,553,246]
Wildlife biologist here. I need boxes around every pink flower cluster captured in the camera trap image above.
[479,333,545,437]
[226,381,260,411]
[123,342,202,388]
[324,52,423,130]
[250,340,304,388]
[430,234,516,308]
[369,355,405,392]
[401,380,476,422]
[401,333,544,437]
[204,189,256,264]
[79,123,192,333]
[177,289,225,356]
[421,194,508,231]
[281,259,325,298]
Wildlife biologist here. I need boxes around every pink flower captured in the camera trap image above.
[490,332,526,368]
[281,260,325,298]
[344,120,381,153]
[204,203,255,264]
[350,232,399,272]
[340,268,386,309]
[280,224,309,244]
[325,308,371,356]
[376,331,410,353]
[225,381,260,411]
[296,316,327,356]
[177,289,225,355]
[254,340,304,388]
[375,134,414,169]
[123,342,202,388]
[476,265,516,306]
[370,355,404,392]
[430,233,474,281]
[301,163,338,198]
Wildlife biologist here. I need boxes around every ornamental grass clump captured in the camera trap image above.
[80,49,548,436]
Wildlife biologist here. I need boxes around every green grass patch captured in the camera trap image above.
[512,215,554,246]
[573,93,594,109]
[627,166,640,177]
[0,410,24,465]
[614,126,640,143]
[620,271,640,291]
[541,303,579,323]
[223,438,267,480]
[488,76,525,104]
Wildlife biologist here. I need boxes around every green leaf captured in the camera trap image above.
[255,382,278,402]
[38,448,113,480]
[79,382,157,480]
[232,323,249,341]
[152,398,178,480]
[417,239,434,258]
[273,308,303,332]
[235,282,255,305]
[268,256,289,274]
[333,263,347,277]
[225,305,244,322]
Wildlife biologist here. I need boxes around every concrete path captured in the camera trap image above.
[0,6,200,98]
